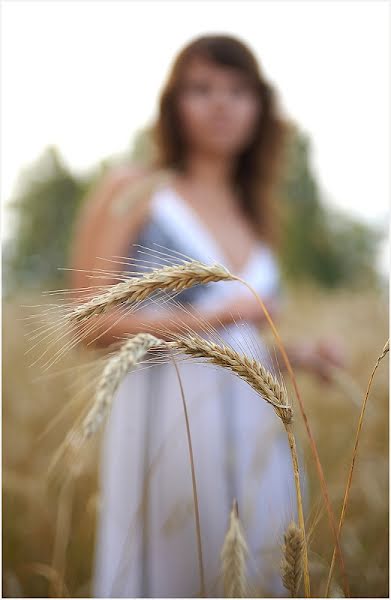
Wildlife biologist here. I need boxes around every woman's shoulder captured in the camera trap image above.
[104,163,174,186]
[102,163,153,190]
[74,164,156,238]
[104,165,174,218]
[82,164,156,219]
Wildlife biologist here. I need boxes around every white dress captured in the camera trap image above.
[92,183,307,598]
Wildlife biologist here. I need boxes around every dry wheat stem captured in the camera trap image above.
[22,563,71,598]
[284,426,310,597]
[68,261,233,324]
[50,472,75,598]
[166,334,293,425]
[221,500,248,598]
[325,338,389,597]
[281,521,304,597]
[169,351,206,598]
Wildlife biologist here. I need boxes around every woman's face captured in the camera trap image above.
[176,56,261,158]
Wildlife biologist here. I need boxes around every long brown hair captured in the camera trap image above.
[150,34,292,248]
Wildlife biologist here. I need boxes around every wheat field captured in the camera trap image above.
[2,281,388,598]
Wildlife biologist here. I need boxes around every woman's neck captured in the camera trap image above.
[181,150,236,191]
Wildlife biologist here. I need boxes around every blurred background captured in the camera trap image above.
[2,1,389,597]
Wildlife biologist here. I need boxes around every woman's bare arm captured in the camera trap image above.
[69,165,149,291]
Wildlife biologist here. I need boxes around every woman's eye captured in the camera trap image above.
[182,81,252,99]
[230,85,248,97]
[183,81,211,96]
[184,82,211,96]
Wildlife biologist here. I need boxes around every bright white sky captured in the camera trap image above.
[1,1,390,262]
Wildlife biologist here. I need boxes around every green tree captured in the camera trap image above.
[277,130,381,288]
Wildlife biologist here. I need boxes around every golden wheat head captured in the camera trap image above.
[69,261,233,324]
[221,500,248,598]
[167,334,292,424]
[82,333,163,438]
[281,521,304,597]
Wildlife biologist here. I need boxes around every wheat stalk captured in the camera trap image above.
[166,334,293,425]
[325,338,389,596]
[68,261,233,324]
[169,351,206,597]
[281,521,304,597]
[221,500,248,598]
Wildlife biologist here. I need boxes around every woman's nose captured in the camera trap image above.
[210,87,233,104]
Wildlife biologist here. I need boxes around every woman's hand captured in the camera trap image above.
[290,338,347,384]
[218,292,280,326]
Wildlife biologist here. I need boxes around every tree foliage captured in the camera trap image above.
[277,131,381,288]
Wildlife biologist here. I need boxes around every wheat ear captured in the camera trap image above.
[69,261,233,324]
[281,521,304,597]
[167,334,293,425]
[221,500,248,598]
[80,333,163,439]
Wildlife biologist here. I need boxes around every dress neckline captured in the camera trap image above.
[157,182,264,279]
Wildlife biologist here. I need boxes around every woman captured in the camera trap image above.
[70,35,341,598]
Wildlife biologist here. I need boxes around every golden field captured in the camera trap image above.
[2,283,388,597]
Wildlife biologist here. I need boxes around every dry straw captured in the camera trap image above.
[281,521,304,597]
[220,500,248,598]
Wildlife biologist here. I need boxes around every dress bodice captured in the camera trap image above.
[127,182,282,308]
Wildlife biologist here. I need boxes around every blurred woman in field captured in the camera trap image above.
[70,35,342,597]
